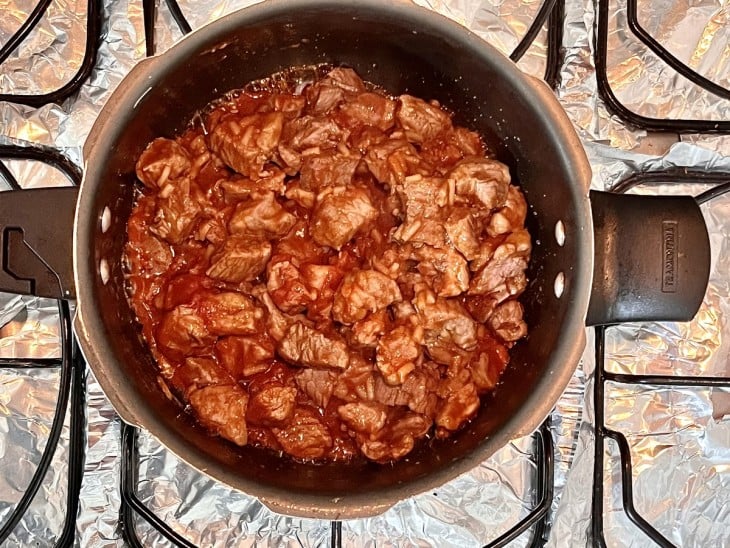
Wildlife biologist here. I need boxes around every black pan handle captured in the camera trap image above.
[586,190,711,326]
[0,187,79,300]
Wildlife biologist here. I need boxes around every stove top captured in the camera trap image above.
[0,0,728,546]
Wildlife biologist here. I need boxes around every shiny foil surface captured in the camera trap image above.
[0,0,728,546]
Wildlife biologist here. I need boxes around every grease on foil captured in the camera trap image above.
[0,0,728,546]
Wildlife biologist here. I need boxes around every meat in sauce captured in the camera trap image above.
[124,66,531,463]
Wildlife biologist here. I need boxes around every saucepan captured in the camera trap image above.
[0,0,710,519]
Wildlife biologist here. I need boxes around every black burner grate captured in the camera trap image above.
[119,419,555,548]
[594,0,730,133]
[0,0,102,107]
[590,170,730,547]
[0,146,86,546]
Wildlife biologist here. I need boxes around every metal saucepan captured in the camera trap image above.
[0,0,710,519]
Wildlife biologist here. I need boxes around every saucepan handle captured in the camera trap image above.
[0,187,79,300]
[586,190,711,326]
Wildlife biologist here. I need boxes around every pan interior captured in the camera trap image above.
[78,1,590,511]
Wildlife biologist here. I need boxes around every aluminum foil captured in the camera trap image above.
[0,0,729,546]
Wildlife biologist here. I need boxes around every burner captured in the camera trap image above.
[594,0,730,133]
[0,0,102,107]
[0,146,85,546]
[591,170,730,546]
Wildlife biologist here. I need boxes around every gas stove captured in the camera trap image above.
[0,0,728,546]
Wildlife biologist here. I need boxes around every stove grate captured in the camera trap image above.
[590,170,730,547]
[118,419,554,547]
[594,0,730,133]
[0,0,102,107]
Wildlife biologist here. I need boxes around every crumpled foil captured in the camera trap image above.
[0,0,729,546]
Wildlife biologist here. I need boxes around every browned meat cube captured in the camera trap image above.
[364,138,423,186]
[209,112,284,177]
[197,291,263,336]
[266,255,316,314]
[448,158,510,210]
[300,152,360,191]
[413,245,470,298]
[469,232,530,299]
[272,407,333,459]
[350,309,389,348]
[136,138,191,189]
[216,336,274,379]
[334,357,377,402]
[278,323,350,370]
[189,384,249,446]
[247,385,298,427]
[255,290,310,342]
[359,411,431,462]
[413,290,478,365]
[325,67,366,93]
[489,300,527,342]
[337,401,388,435]
[444,207,481,261]
[310,187,378,249]
[206,237,272,283]
[373,362,439,417]
[396,95,452,144]
[228,192,296,240]
[487,185,529,236]
[150,178,205,245]
[336,92,396,132]
[467,335,509,392]
[126,214,173,276]
[332,269,402,325]
[170,357,233,396]
[295,368,337,407]
[375,326,422,385]
[280,115,343,153]
[435,377,480,433]
[305,81,346,114]
[392,176,449,246]
[219,170,286,203]
[156,305,214,360]
[419,126,485,173]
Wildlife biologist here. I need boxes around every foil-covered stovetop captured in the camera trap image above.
[0,0,728,546]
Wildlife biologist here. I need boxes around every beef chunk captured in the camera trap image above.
[396,95,452,143]
[150,178,205,245]
[278,323,350,370]
[206,237,272,283]
[448,158,510,210]
[310,187,378,249]
[375,326,422,386]
[189,385,249,446]
[295,368,337,407]
[157,305,214,360]
[392,176,448,246]
[228,192,296,240]
[444,207,481,261]
[413,290,478,365]
[489,300,527,342]
[300,152,360,191]
[332,269,402,325]
[337,92,396,132]
[209,112,284,177]
[216,336,274,378]
[247,385,298,427]
[272,408,333,459]
[197,291,263,336]
[338,402,388,435]
[136,138,191,189]
[364,138,422,185]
